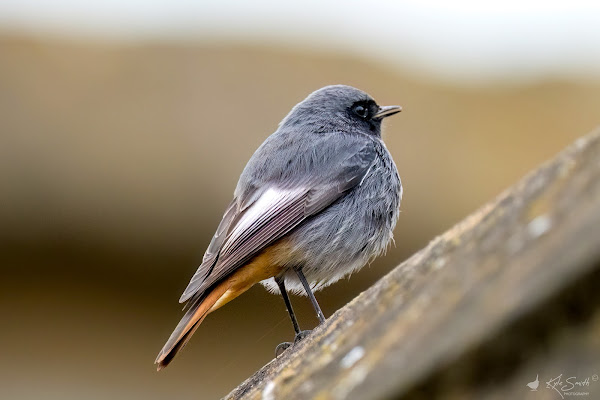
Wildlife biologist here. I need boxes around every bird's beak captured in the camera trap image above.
[374,105,402,119]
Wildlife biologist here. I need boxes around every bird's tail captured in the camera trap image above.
[155,280,231,370]
[155,245,286,370]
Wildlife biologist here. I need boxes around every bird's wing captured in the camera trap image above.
[179,136,376,303]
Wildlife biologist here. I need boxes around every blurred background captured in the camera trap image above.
[1,1,599,399]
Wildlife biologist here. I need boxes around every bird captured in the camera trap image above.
[155,85,403,370]
[527,374,539,391]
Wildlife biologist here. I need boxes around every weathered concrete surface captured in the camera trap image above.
[224,129,600,400]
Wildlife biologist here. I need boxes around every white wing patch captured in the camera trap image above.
[219,187,305,257]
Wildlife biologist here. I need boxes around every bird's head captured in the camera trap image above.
[279,85,401,137]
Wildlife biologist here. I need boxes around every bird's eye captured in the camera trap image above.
[353,104,369,119]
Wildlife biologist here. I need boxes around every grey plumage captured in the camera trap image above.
[261,135,401,294]
[157,85,402,369]
[181,84,401,299]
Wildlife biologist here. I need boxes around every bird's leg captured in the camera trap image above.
[275,275,301,335]
[275,276,299,357]
[294,266,326,324]
[274,274,314,357]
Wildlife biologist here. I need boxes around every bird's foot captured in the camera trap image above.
[274,330,313,357]
[275,341,292,357]
[294,329,312,343]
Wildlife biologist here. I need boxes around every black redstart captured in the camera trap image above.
[156,85,402,369]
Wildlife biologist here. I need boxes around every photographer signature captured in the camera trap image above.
[544,374,598,399]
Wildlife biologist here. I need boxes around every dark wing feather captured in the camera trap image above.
[178,199,238,302]
[179,136,377,303]
[197,187,309,293]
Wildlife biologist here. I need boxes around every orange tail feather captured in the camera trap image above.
[155,243,287,370]
[155,280,231,370]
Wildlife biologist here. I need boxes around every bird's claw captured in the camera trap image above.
[294,330,312,343]
[275,330,313,357]
[275,341,292,357]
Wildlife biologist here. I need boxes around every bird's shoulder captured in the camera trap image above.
[235,130,376,198]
